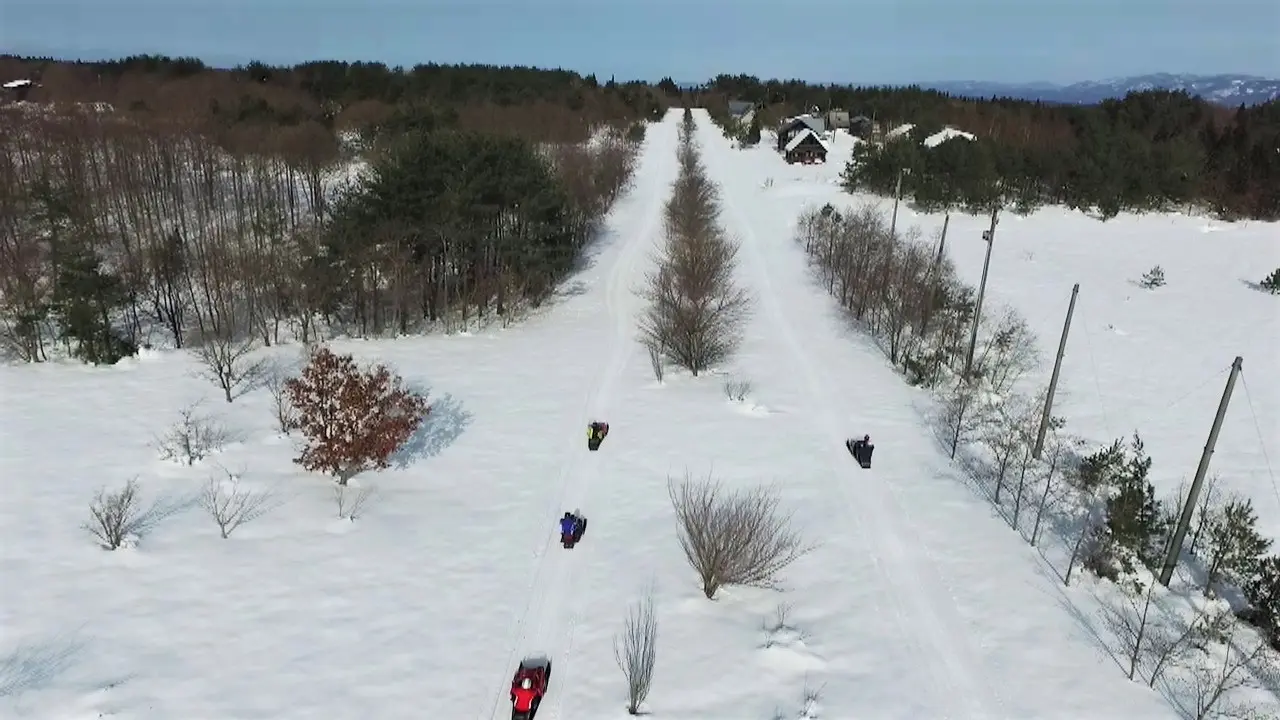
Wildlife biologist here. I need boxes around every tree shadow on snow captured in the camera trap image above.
[0,634,85,698]
[391,391,473,468]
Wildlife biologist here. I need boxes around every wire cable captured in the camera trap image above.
[1239,369,1280,511]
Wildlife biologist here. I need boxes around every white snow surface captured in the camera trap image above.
[3,107,1273,720]
[923,127,977,147]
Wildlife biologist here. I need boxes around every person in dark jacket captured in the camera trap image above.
[560,513,578,538]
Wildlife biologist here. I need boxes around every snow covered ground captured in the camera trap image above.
[744,126,1280,542]
[1,107,1271,720]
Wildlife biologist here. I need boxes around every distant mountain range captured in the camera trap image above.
[919,74,1280,106]
[682,73,1279,106]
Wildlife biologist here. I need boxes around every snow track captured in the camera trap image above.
[695,111,1004,719]
[483,112,680,720]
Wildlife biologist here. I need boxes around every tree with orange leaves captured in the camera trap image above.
[285,346,429,485]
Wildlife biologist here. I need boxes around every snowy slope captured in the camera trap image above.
[0,106,1252,720]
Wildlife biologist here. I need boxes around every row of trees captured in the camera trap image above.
[795,201,1279,717]
[639,108,751,378]
[840,93,1280,220]
[697,72,1277,220]
[0,99,642,364]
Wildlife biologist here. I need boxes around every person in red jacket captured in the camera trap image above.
[512,676,538,714]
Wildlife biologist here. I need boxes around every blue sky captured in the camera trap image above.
[2,0,1276,85]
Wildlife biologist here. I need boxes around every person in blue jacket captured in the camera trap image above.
[560,512,578,538]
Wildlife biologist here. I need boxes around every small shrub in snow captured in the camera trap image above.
[264,359,300,434]
[614,591,658,715]
[333,483,376,521]
[723,377,752,402]
[1179,624,1276,720]
[83,478,162,550]
[155,404,233,465]
[646,342,664,383]
[193,329,267,403]
[1260,268,1280,294]
[1139,265,1166,289]
[285,346,429,485]
[669,471,813,599]
[198,469,273,539]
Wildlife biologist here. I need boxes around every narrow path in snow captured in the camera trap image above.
[695,111,1003,719]
[483,112,681,720]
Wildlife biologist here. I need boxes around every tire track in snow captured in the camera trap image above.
[696,112,1001,719]
[484,115,679,720]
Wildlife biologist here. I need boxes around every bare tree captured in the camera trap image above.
[199,468,273,539]
[723,377,752,402]
[646,341,664,383]
[1147,608,1227,689]
[1188,475,1223,557]
[638,139,750,376]
[669,472,813,598]
[154,403,235,465]
[1181,627,1275,720]
[1101,575,1159,680]
[937,377,990,459]
[194,330,267,403]
[614,590,659,715]
[264,358,301,434]
[971,307,1040,395]
[1031,429,1084,546]
[83,478,166,550]
[333,483,376,521]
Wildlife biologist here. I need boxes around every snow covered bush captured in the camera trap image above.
[614,591,658,715]
[668,471,812,599]
[1139,265,1166,289]
[723,377,751,402]
[199,468,274,539]
[83,478,163,550]
[285,346,429,485]
[154,403,235,465]
[1259,268,1280,294]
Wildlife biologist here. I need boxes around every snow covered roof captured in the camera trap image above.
[3,79,33,89]
[924,127,976,148]
[784,128,829,153]
[886,123,915,139]
[783,114,825,134]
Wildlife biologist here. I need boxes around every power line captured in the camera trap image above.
[1239,370,1280,511]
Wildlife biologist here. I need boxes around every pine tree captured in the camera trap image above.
[50,238,136,365]
[1204,498,1272,596]
[1104,433,1167,571]
[745,114,761,146]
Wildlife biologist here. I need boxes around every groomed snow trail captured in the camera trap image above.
[695,111,1002,719]
[484,111,680,720]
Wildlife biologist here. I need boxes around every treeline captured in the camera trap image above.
[0,56,654,364]
[697,74,1279,220]
[0,54,668,143]
[798,202,1279,713]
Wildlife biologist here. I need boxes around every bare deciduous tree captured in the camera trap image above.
[264,358,301,434]
[971,307,1040,395]
[614,590,658,715]
[669,472,813,598]
[937,378,990,460]
[646,341,664,383]
[194,330,267,403]
[723,377,751,402]
[1101,575,1159,680]
[1181,626,1275,720]
[638,136,750,376]
[199,468,273,539]
[333,483,376,521]
[154,403,235,465]
[83,478,167,550]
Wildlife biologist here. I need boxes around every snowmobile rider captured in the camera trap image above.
[512,677,537,712]
[560,513,578,537]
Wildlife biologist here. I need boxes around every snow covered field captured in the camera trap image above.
[1,107,1272,719]
[739,126,1280,542]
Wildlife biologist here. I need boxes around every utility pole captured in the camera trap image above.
[1158,356,1243,586]
[964,206,1000,377]
[936,213,950,264]
[1033,283,1079,459]
[891,167,905,236]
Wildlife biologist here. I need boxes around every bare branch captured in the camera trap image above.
[614,590,658,715]
[198,468,273,539]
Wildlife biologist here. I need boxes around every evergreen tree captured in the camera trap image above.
[1204,498,1272,596]
[50,238,137,364]
[1104,433,1167,571]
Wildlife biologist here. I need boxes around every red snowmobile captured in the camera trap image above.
[510,659,552,720]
